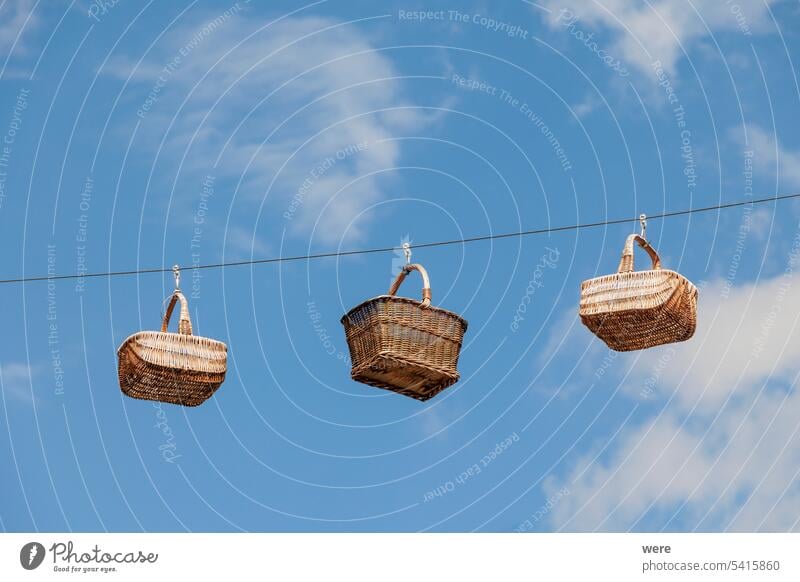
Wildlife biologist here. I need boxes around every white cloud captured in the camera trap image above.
[731,124,800,190]
[225,225,271,257]
[104,12,435,244]
[544,257,800,530]
[0,362,35,403]
[540,0,779,75]
[546,389,800,531]
[0,0,37,55]
[748,207,773,241]
[572,94,601,118]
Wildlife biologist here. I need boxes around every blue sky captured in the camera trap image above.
[1,0,800,532]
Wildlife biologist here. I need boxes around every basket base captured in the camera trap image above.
[121,384,216,407]
[351,353,460,401]
[582,309,696,352]
[119,355,222,407]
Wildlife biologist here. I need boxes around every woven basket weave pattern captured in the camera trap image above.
[342,264,468,401]
[580,234,698,352]
[117,291,227,406]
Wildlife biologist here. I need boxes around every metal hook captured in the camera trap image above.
[402,242,412,265]
[639,214,647,239]
[172,264,181,290]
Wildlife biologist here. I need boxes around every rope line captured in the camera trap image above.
[2,191,798,285]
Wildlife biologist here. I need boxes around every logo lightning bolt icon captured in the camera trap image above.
[28,544,38,566]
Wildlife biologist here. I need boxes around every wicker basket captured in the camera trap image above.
[580,233,698,351]
[341,263,468,401]
[117,290,227,406]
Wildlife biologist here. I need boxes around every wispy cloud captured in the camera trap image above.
[539,0,779,75]
[730,124,800,190]
[572,94,601,118]
[0,362,35,403]
[225,225,271,257]
[0,0,38,55]
[103,12,437,244]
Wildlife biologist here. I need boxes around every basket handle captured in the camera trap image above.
[161,290,193,335]
[388,263,432,308]
[617,234,662,273]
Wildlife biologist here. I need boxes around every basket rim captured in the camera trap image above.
[581,268,697,290]
[579,297,698,319]
[341,294,468,329]
[117,330,228,357]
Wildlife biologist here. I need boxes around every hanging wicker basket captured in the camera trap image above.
[341,263,468,401]
[117,290,227,406]
[580,233,698,351]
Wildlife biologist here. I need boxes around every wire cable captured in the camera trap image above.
[2,191,798,285]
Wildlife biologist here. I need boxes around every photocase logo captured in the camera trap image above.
[19,542,46,570]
